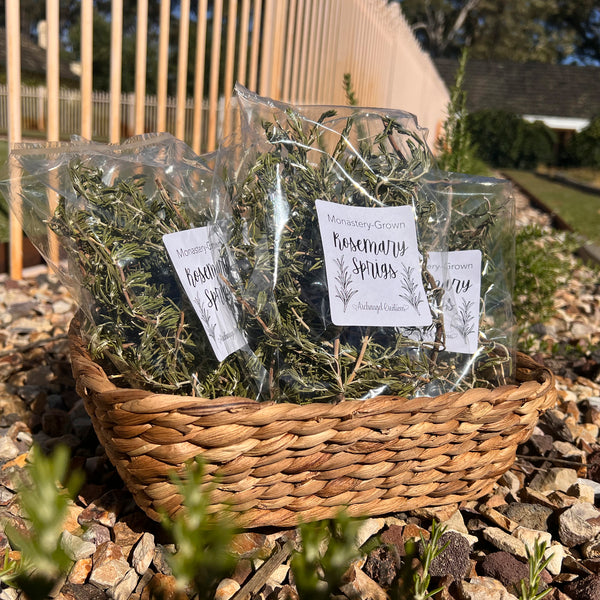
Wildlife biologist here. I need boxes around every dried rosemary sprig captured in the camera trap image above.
[218,103,514,403]
[50,160,255,398]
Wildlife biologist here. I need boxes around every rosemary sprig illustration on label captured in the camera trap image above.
[334,256,358,312]
[398,264,424,313]
[194,293,218,341]
[454,298,476,343]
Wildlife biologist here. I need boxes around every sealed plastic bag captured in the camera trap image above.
[402,171,516,395]
[211,86,472,403]
[2,134,260,398]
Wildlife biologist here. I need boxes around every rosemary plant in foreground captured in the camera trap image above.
[218,101,514,403]
[50,160,255,398]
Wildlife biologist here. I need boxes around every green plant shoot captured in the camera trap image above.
[1,445,83,600]
[161,458,238,599]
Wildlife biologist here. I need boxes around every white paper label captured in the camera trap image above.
[163,227,246,361]
[428,249,482,354]
[315,200,432,327]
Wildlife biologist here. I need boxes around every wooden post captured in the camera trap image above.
[46,0,60,268]
[109,0,123,143]
[6,1,22,280]
[289,0,304,103]
[207,0,223,151]
[81,0,93,139]
[157,0,171,132]
[247,0,262,93]
[269,0,286,99]
[306,2,324,104]
[134,0,148,135]
[281,0,297,101]
[317,0,331,103]
[222,0,238,137]
[46,0,60,142]
[192,0,208,154]
[237,0,251,86]
[328,0,342,103]
[175,0,190,141]
[258,0,274,97]
[297,0,312,103]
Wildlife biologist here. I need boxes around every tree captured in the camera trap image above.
[398,0,600,64]
[399,0,481,58]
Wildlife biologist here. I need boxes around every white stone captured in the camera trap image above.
[558,503,600,547]
[52,299,74,314]
[354,518,385,549]
[553,441,585,460]
[89,558,130,590]
[214,578,241,600]
[59,530,96,561]
[267,563,289,587]
[132,532,155,575]
[0,437,20,462]
[545,542,565,576]
[111,568,139,600]
[577,477,600,498]
[513,526,552,555]
[567,482,596,504]
[457,576,518,600]
[0,587,19,600]
[441,509,469,535]
[498,471,521,496]
[529,467,579,494]
[482,527,527,559]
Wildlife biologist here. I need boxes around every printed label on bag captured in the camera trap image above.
[428,249,482,354]
[163,227,246,361]
[315,200,432,327]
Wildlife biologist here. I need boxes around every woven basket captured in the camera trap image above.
[68,312,557,529]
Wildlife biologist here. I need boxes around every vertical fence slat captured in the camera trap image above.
[109,0,123,143]
[308,1,324,104]
[223,0,238,136]
[46,0,60,267]
[281,0,297,101]
[6,2,22,280]
[329,0,342,102]
[192,0,208,154]
[157,0,171,132]
[134,0,148,135]
[207,0,223,150]
[81,0,93,138]
[237,0,251,86]
[259,0,274,97]
[318,0,332,103]
[289,0,304,103]
[46,0,60,141]
[268,0,285,99]
[176,0,190,141]
[297,0,312,103]
[248,0,262,93]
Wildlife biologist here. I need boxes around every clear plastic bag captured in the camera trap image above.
[211,86,480,403]
[2,134,261,399]
[410,170,516,395]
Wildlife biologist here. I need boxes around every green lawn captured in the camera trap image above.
[503,169,600,245]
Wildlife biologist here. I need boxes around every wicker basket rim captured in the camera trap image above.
[68,311,555,416]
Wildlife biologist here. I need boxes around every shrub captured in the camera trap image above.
[466,110,556,169]
[513,224,576,337]
[565,115,600,168]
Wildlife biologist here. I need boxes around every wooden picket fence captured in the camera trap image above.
[3,0,449,279]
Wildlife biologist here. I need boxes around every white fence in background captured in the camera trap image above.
[0,84,224,148]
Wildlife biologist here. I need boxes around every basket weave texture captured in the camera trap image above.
[68,313,557,529]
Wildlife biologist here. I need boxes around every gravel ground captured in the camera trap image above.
[0,186,599,600]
